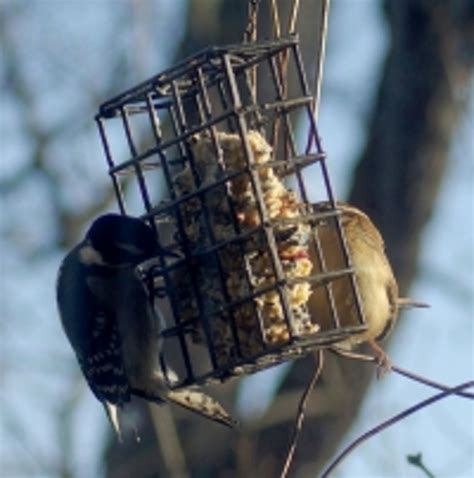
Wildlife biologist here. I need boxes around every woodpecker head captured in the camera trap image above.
[81,214,158,267]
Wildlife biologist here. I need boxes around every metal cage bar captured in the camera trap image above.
[291,41,366,329]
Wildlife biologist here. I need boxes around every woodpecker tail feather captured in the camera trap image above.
[104,402,123,442]
[397,298,430,309]
[166,389,238,428]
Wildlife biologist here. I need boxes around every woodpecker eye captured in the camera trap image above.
[115,242,147,257]
[103,242,151,266]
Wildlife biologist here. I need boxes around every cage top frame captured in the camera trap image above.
[97,35,301,120]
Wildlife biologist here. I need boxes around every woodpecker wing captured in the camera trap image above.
[83,271,131,406]
[57,249,131,408]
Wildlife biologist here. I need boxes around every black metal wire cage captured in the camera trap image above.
[95,35,366,388]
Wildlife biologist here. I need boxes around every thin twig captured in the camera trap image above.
[329,347,474,399]
[321,381,474,478]
[279,350,324,478]
[393,366,474,400]
[407,453,436,478]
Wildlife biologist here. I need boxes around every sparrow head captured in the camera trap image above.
[84,214,158,267]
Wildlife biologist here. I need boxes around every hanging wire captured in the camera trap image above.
[244,0,261,98]
[306,0,331,153]
[243,0,330,151]
[270,0,282,38]
[243,0,260,43]
[287,0,301,33]
[280,0,302,91]
[267,0,302,153]
[266,0,302,93]
[312,0,330,120]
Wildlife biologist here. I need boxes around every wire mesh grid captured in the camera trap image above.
[95,35,366,388]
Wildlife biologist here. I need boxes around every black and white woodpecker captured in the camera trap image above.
[57,214,235,439]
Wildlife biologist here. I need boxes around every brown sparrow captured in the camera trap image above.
[307,202,428,374]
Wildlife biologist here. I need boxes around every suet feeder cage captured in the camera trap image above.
[96,35,366,389]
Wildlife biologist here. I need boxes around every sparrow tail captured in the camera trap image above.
[397,298,430,309]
